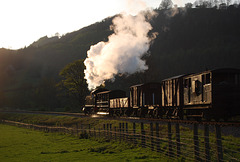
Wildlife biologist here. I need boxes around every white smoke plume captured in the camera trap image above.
[84,2,157,90]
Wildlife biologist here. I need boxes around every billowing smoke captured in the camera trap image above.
[84,4,157,90]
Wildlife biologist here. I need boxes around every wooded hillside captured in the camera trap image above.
[0,6,240,110]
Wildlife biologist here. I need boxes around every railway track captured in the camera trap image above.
[1,110,239,127]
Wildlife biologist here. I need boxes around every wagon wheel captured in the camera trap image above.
[203,113,211,121]
[153,108,159,119]
[137,108,146,118]
[148,110,154,118]
[125,109,131,117]
[109,110,112,117]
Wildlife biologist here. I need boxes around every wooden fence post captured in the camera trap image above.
[204,124,211,162]
[150,122,154,151]
[175,123,181,157]
[81,124,83,134]
[215,125,223,162]
[88,124,91,137]
[156,123,160,152]
[141,122,145,148]
[168,122,173,157]
[133,122,136,145]
[193,123,200,161]
[99,127,101,138]
[107,124,109,139]
[103,124,106,137]
[94,127,96,138]
[109,124,112,140]
[114,126,117,141]
[125,123,128,142]
[119,123,122,142]
[122,123,125,141]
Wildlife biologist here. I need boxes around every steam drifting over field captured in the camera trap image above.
[84,2,157,90]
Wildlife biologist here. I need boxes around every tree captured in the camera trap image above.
[159,0,173,9]
[57,60,88,110]
[32,78,59,111]
[185,3,193,8]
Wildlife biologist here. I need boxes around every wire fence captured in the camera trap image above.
[1,119,240,161]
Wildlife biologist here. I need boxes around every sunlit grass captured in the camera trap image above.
[0,124,169,162]
[1,112,240,161]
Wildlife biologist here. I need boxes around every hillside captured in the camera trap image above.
[105,7,240,91]
[0,6,240,110]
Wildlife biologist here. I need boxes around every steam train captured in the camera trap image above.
[83,68,240,121]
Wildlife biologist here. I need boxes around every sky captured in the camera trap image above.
[0,0,193,50]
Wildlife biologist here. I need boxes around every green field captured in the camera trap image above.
[0,124,168,162]
[1,112,240,161]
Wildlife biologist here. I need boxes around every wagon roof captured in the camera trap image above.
[130,83,144,88]
[184,68,240,77]
[130,82,161,88]
[91,88,108,95]
[162,74,186,81]
[96,89,125,95]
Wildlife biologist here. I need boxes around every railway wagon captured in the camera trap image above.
[183,68,240,120]
[109,97,130,116]
[130,83,161,117]
[96,90,126,114]
[161,75,185,119]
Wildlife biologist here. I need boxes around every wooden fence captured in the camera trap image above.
[1,119,239,161]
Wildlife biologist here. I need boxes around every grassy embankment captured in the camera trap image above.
[0,123,169,162]
[1,112,240,161]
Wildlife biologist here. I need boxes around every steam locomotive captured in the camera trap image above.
[83,68,240,121]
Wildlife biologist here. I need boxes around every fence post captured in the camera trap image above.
[109,124,112,140]
[114,126,117,141]
[94,127,96,138]
[107,124,109,139]
[150,122,154,151]
[99,127,101,138]
[133,122,136,145]
[193,123,200,161]
[81,124,83,134]
[122,123,125,141]
[119,123,122,142]
[204,124,211,162]
[175,123,181,157]
[168,122,173,157]
[215,125,223,162]
[141,122,145,148]
[156,123,160,152]
[103,124,106,137]
[125,123,128,142]
[88,124,91,137]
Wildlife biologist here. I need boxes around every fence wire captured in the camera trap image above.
[1,119,240,161]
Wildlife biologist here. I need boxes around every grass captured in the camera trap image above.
[1,112,240,161]
[0,124,169,162]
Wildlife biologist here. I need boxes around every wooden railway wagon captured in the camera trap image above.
[109,97,130,116]
[96,90,126,114]
[161,75,185,119]
[183,68,240,120]
[130,83,161,117]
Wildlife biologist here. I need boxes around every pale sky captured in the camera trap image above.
[0,0,192,49]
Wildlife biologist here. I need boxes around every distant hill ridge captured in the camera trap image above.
[31,35,60,47]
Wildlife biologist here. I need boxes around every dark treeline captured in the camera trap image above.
[0,3,240,111]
